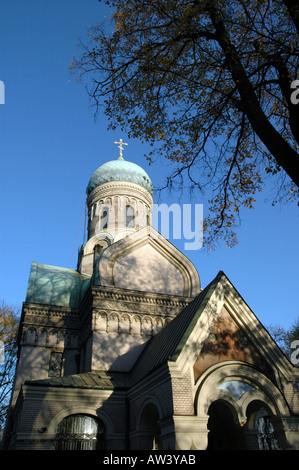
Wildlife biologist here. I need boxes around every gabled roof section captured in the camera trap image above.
[130,271,223,383]
[130,270,297,384]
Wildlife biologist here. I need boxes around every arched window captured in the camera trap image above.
[246,401,281,450]
[54,414,105,450]
[207,400,248,450]
[139,403,162,450]
[92,203,97,219]
[100,208,109,230]
[126,205,135,228]
[256,409,280,450]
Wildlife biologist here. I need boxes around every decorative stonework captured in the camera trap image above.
[92,286,191,310]
[20,304,80,349]
[91,310,169,336]
[22,304,80,323]
[87,180,153,209]
[20,286,192,352]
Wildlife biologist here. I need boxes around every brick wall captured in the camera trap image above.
[171,368,194,416]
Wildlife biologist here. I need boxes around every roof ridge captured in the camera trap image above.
[129,271,224,383]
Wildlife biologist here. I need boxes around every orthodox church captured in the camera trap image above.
[3,141,299,450]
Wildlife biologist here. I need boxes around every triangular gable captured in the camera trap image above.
[130,271,296,386]
[168,271,295,382]
[193,305,275,382]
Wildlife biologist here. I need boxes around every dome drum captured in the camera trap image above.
[87,181,153,240]
[87,180,153,209]
[81,151,155,275]
[86,153,153,245]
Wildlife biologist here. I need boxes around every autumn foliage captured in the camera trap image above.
[71,0,299,248]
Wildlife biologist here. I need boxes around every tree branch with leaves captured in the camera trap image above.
[71,0,299,248]
[0,301,20,442]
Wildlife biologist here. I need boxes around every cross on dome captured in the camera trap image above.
[114,138,128,160]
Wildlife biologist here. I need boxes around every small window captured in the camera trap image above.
[54,414,105,450]
[126,206,135,228]
[100,208,109,230]
[92,203,97,219]
[48,352,63,377]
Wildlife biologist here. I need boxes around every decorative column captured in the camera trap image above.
[173,416,209,450]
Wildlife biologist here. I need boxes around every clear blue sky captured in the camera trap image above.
[0,0,298,331]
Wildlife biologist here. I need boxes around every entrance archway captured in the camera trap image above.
[246,400,281,450]
[138,402,162,450]
[195,362,292,450]
[207,400,246,450]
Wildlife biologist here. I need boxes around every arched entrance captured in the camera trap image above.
[246,400,281,450]
[207,400,246,450]
[138,403,162,450]
[195,362,291,450]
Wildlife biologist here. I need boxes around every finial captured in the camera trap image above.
[114,138,128,160]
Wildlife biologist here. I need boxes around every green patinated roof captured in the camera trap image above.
[25,261,91,309]
[86,156,153,196]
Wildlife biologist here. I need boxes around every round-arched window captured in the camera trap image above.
[255,409,280,450]
[54,414,105,450]
[100,208,109,230]
[126,205,135,228]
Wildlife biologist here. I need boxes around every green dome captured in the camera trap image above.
[86,157,153,196]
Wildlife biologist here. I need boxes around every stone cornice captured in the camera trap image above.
[87,180,153,208]
[23,302,79,319]
[91,285,192,309]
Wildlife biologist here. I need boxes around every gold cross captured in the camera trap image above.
[114,138,128,159]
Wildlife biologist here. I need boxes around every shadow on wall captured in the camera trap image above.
[108,245,185,296]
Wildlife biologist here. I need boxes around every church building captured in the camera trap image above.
[3,141,299,450]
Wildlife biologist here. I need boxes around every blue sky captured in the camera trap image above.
[0,0,298,331]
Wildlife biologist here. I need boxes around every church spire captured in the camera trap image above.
[114,138,128,160]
